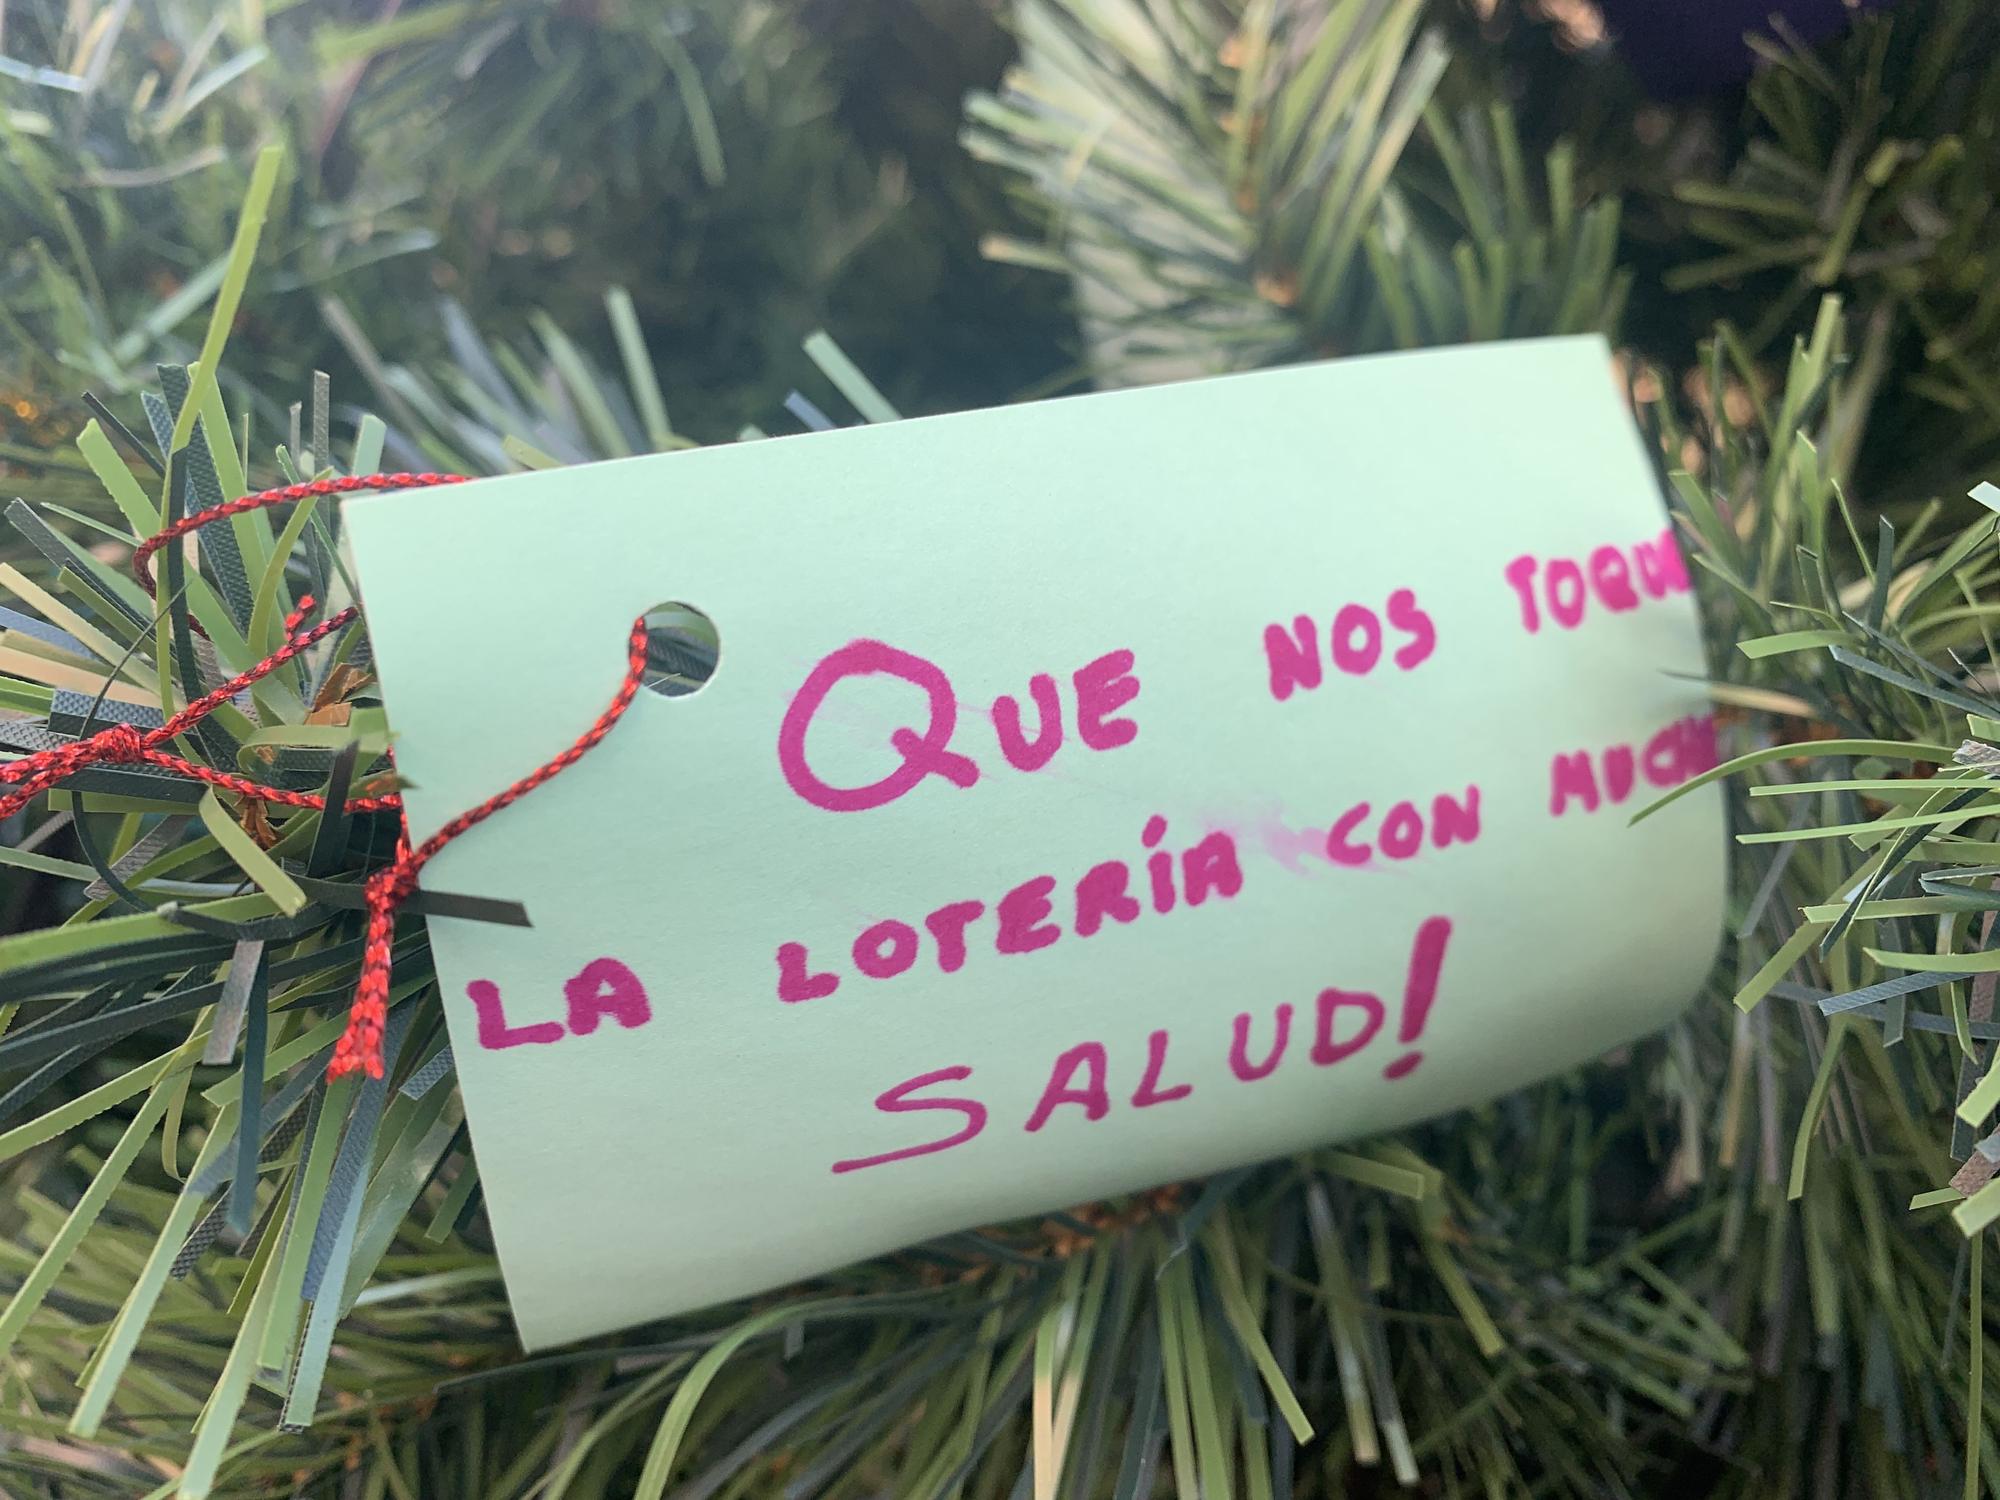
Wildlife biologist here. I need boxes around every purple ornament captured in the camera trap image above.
[1596,0,1886,95]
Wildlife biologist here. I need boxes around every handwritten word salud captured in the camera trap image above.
[830,916,1454,1173]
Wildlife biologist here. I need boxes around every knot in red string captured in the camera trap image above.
[0,594,364,825]
[3,471,648,1083]
[93,724,149,763]
[0,717,152,820]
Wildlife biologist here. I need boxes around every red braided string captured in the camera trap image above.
[1,472,650,1080]
[130,472,468,601]
[338,614,650,1078]
[0,597,384,820]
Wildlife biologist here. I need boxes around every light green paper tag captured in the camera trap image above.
[343,335,1725,1349]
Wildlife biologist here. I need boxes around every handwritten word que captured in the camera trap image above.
[830,916,1453,1173]
[778,639,1140,813]
[777,817,1243,1002]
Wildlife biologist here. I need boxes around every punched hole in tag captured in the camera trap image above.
[639,602,720,697]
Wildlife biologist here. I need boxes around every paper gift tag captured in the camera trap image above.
[343,335,1724,1349]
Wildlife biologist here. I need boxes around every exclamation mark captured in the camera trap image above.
[1382,916,1453,1080]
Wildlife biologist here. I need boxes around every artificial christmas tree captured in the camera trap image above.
[2,2,1999,1498]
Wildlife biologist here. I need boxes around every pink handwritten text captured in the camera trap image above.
[830,915,1454,1170]
[1263,589,1436,702]
[1504,527,1690,634]
[466,957,653,1053]
[1326,784,1482,865]
[777,639,1140,813]
[1549,714,1718,816]
[777,817,1244,1003]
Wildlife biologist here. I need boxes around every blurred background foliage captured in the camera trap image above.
[0,0,1073,459]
